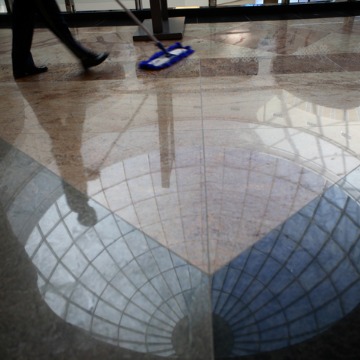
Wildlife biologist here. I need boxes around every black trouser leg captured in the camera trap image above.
[11,0,37,73]
[34,0,94,60]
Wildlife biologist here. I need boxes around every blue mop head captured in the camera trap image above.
[138,42,194,70]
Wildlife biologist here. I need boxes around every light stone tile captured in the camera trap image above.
[4,15,360,360]
[94,213,122,246]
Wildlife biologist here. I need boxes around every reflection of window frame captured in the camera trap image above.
[5,0,13,13]
[65,0,76,12]
[3,0,358,14]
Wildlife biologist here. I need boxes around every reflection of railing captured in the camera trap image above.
[65,0,76,12]
[2,0,358,14]
[57,0,357,12]
[4,0,13,13]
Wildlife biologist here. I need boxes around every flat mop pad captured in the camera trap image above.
[114,0,194,71]
[138,42,194,70]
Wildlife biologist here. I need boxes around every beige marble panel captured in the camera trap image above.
[2,17,360,274]
[86,132,210,272]
[0,28,11,65]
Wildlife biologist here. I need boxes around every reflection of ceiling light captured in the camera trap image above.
[24,169,360,357]
[89,148,330,273]
[212,182,360,355]
[26,199,210,356]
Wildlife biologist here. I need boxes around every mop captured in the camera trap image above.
[114,0,194,70]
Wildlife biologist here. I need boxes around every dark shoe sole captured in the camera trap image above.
[13,66,48,79]
[81,52,109,69]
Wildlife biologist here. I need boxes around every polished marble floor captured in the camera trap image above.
[1,13,360,360]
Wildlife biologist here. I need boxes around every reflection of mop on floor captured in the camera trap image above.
[114,0,194,70]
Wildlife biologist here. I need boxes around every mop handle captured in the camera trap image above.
[114,0,160,44]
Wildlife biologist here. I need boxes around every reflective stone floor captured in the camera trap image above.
[1,14,360,360]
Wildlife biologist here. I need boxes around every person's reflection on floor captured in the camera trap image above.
[62,180,97,226]
[16,82,98,227]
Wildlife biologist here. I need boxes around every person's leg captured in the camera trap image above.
[11,0,48,78]
[34,0,108,69]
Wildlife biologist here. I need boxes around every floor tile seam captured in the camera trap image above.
[258,123,360,160]
[204,164,216,360]
[1,135,212,277]
[4,119,360,133]
[97,156,213,276]
[323,52,360,73]
[4,57,360,82]
[331,164,360,201]
[0,156,65,244]
[336,164,360,204]
[200,122,360,131]
[197,136,360,183]
[198,61,213,277]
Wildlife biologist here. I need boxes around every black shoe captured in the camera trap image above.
[81,52,109,69]
[13,65,48,79]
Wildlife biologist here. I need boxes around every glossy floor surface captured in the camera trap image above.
[1,14,360,360]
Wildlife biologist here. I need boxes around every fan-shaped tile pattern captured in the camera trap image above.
[25,196,212,357]
[212,183,360,356]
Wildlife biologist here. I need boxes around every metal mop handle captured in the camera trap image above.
[114,0,169,54]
